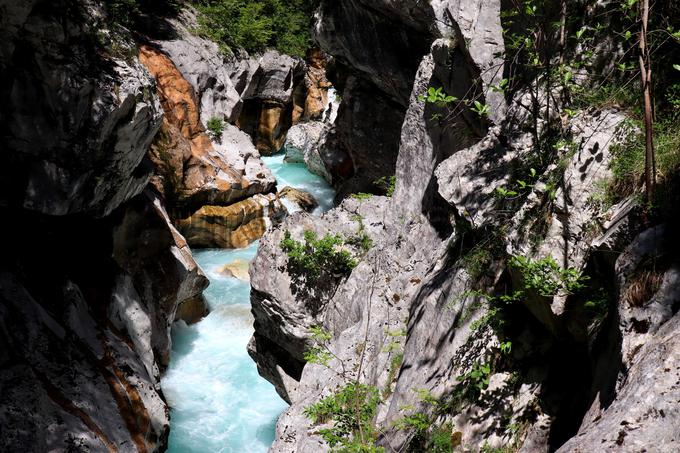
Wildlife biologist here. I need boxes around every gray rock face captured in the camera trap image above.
[0,272,169,453]
[315,0,435,105]
[0,1,162,218]
[508,110,626,270]
[431,0,506,122]
[558,226,680,452]
[312,0,438,197]
[315,0,506,200]
[248,1,680,452]
[243,51,305,104]
[155,8,243,124]
[112,191,209,368]
[0,3,207,451]
[325,76,407,198]
[251,22,515,450]
[0,191,207,452]
[505,110,627,330]
[283,121,333,182]
[397,37,501,230]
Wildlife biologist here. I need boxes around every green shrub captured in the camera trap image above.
[303,326,334,366]
[480,443,514,453]
[347,215,373,253]
[418,87,458,107]
[382,351,404,398]
[509,255,588,298]
[281,230,357,284]
[103,0,140,26]
[429,425,455,453]
[351,192,373,201]
[393,412,430,434]
[393,394,455,453]
[374,176,396,197]
[206,116,224,139]
[102,0,181,27]
[457,361,491,394]
[191,0,318,57]
[461,246,494,280]
[304,383,382,451]
[608,117,680,209]
[460,290,520,334]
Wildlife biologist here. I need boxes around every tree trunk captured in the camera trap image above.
[559,0,567,65]
[638,0,656,204]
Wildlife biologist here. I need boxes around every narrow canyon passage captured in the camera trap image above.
[161,154,336,452]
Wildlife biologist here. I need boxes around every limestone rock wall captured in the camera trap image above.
[0,0,162,218]
[249,1,680,452]
[140,45,275,215]
[0,2,208,451]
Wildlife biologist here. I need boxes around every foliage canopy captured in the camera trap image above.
[191,0,319,57]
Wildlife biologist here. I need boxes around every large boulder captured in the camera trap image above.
[279,186,319,213]
[235,50,306,154]
[242,51,305,104]
[177,193,287,249]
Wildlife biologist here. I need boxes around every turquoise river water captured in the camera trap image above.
[162,152,335,452]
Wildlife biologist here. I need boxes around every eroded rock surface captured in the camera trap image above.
[154,8,243,124]
[0,1,162,218]
[140,45,275,214]
[0,4,208,451]
[247,1,678,452]
[279,187,319,213]
[558,225,680,452]
[235,51,306,154]
[177,193,287,249]
[283,121,333,182]
[0,190,207,452]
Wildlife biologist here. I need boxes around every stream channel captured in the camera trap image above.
[162,152,335,452]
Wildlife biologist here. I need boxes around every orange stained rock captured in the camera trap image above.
[139,45,203,140]
[257,102,287,153]
[139,45,246,202]
[177,194,284,248]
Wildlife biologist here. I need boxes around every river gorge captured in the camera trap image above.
[163,154,335,452]
[1,1,679,452]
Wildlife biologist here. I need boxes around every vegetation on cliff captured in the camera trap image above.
[102,0,318,57]
[270,1,680,452]
[191,0,319,56]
